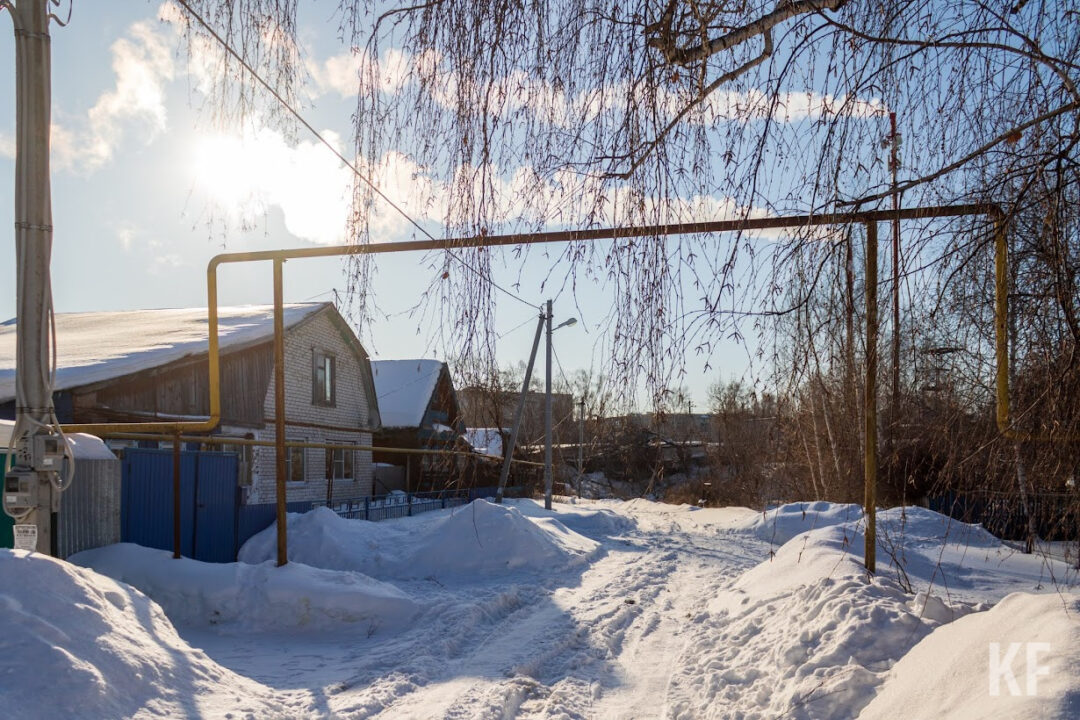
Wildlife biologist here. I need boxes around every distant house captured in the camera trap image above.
[370,359,470,492]
[0,303,382,560]
[457,385,575,449]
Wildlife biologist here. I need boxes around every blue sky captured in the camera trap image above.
[0,1,769,411]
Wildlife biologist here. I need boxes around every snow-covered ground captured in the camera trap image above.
[3,498,1078,718]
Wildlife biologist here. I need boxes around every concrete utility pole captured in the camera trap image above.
[494,310,545,504]
[3,0,66,555]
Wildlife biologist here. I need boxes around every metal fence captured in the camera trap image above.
[929,490,1079,542]
[317,486,509,522]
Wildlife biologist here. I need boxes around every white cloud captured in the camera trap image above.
[52,19,174,172]
[0,133,13,159]
[190,127,355,245]
[308,47,412,98]
[115,223,137,251]
[661,87,888,125]
[150,253,184,274]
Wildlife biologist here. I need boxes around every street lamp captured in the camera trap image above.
[554,317,578,331]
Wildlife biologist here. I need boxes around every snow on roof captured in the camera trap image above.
[0,304,327,403]
[1,419,112,460]
[370,359,445,428]
[465,427,504,458]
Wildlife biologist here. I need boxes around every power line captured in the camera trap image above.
[551,344,573,390]
[174,0,538,310]
[497,314,540,340]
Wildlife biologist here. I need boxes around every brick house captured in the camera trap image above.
[0,302,381,506]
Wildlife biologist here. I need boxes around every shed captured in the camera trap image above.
[370,359,470,492]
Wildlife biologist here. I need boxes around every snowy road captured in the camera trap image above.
[21,497,1074,719]
[183,502,770,719]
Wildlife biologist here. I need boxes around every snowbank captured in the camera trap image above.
[239,505,408,577]
[737,501,864,545]
[727,505,1062,603]
[239,500,600,582]
[859,592,1080,719]
[0,549,284,718]
[670,572,960,720]
[509,498,638,539]
[671,504,1080,719]
[403,500,599,577]
[72,543,417,633]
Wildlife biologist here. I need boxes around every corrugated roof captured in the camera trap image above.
[370,359,445,428]
[0,304,326,403]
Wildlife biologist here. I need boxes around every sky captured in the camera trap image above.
[0,1,768,412]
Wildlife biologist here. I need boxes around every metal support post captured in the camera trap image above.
[495,310,545,503]
[864,221,879,573]
[273,258,288,566]
[890,112,901,415]
[172,432,181,559]
[577,396,585,498]
[544,300,554,510]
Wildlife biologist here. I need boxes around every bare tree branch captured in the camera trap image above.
[648,0,845,66]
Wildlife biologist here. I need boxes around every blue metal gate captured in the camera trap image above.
[121,448,240,562]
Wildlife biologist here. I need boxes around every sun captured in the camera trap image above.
[189,132,262,213]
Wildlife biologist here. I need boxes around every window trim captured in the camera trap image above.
[286,446,306,483]
[312,350,337,407]
[325,442,353,481]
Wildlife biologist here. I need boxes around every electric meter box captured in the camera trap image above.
[33,434,66,472]
[3,468,38,515]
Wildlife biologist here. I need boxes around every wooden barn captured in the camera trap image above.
[370,359,482,492]
[0,303,381,561]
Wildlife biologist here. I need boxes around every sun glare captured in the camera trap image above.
[190,133,256,211]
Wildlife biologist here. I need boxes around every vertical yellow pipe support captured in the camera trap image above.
[206,260,221,433]
[994,214,1012,436]
[273,258,288,567]
[864,221,879,573]
[172,431,181,559]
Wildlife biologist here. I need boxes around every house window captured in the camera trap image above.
[325,444,353,480]
[313,351,336,406]
[286,447,306,482]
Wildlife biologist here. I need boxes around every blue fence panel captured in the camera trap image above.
[195,453,241,563]
[122,448,239,562]
[122,449,197,558]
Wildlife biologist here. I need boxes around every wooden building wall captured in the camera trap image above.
[70,344,274,427]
